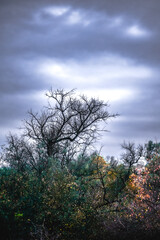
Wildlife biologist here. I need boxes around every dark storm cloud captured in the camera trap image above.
[0,0,160,155]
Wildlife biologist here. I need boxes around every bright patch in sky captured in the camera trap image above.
[66,10,90,26]
[36,55,153,103]
[44,6,69,16]
[41,7,91,26]
[37,6,150,37]
[38,55,153,84]
[108,16,123,28]
[76,88,134,102]
[126,25,149,37]
[67,11,81,24]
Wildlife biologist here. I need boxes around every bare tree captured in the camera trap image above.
[1,134,28,172]
[121,142,143,167]
[1,134,49,174]
[120,142,143,182]
[23,89,117,162]
[1,89,117,171]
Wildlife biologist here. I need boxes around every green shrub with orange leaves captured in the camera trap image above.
[0,143,159,239]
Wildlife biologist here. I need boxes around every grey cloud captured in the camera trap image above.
[1,0,159,65]
[0,57,49,95]
[0,92,46,126]
[109,89,160,142]
[0,0,160,156]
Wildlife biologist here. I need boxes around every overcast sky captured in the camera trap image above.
[1,0,160,157]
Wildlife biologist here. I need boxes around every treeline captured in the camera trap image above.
[0,90,159,240]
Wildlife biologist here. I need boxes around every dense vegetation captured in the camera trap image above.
[0,90,159,239]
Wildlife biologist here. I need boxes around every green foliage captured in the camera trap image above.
[0,131,159,240]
